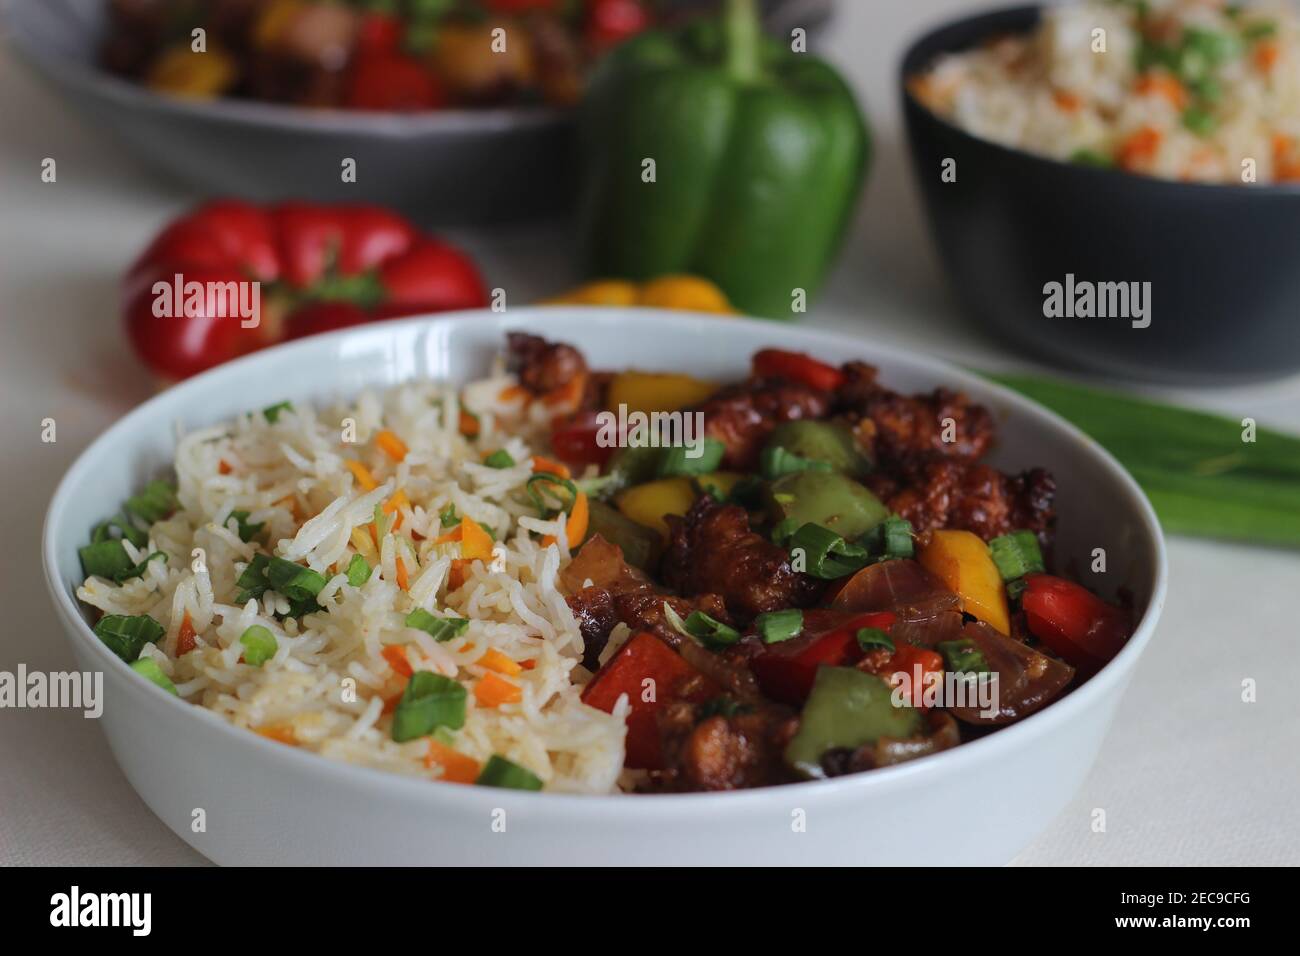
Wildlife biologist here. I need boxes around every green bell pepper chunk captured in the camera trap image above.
[785,666,922,778]
[578,0,870,318]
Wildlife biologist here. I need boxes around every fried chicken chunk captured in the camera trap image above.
[696,378,831,471]
[662,497,823,623]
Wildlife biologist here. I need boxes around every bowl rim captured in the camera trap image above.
[41,307,1168,814]
[898,1,1300,196]
[0,0,568,136]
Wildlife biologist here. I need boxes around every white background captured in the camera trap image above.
[1,0,1297,866]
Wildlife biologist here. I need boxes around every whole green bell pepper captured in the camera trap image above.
[577,0,870,319]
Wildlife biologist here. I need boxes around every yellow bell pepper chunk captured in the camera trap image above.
[543,279,640,307]
[694,472,744,500]
[636,275,734,314]
[614,478,697,540]
[146,43,238,99]
[917,530,1011,635]
[607,371,718,415]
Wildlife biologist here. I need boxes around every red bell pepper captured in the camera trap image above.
[123,200,488,380]
[875,643,945,708]
[356,12,404,57]
[751,348,846,392]
[1021,574,1131,673]
[581,632,717,769]
[550,410,617,469]
[586,0,651,52]
[751,610,896,706]
[346,53,447,111]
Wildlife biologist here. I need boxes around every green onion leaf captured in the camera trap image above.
[759,445,834,480]
[1182,105,1217,136]
[263,401,293,423]
[937,638,990,677]
[657,438,725,478]
[405,609,470,642]
[1242,21,1277,41]
[239,625,277,667]
[234,553,272,604]
[525,473,578,518]
[227,510,264,543]
[130,657,178,695]
[855,627,895,654]
[698,696,751,720]
[1070,148,1114,168]
[475,754,543,790]
[881,516,914,559]
[124,480,178,524]
[683,610,740,648]
[439,504,459,528]
[266,557,327,603]
[754,608,803,644]
[392,671,467,742]
[346,554,372,587]
[988,530,1045,582]
[986,372,1300,548]
[484,449,516,469]
[93,613,164,663]
[787,523,871,579]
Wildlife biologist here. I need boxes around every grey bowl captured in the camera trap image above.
[0,0,575,224]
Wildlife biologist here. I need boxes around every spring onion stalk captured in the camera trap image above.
[657,438,725,478]
[855,627,895,654]
[754,608,803,644]
[987,373,1300,548]
[989,530,1045,581]
[392,672,467,742]
[405,609,469,642]
[475,754,543,790]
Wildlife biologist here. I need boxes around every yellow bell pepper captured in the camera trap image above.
[542,279,640,307]
[917,530,1011,635]
[545,275,734,314]
[146,43,237,99]
[607,371,718,415]
[694,472,744,500]
[636,275,733,313]
[614,478,696,540]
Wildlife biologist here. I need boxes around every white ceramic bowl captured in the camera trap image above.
[42,309,1167,866]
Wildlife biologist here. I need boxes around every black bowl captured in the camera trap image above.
[901,4,1300,384]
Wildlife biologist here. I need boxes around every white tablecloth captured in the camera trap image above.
[2,0,1297,866]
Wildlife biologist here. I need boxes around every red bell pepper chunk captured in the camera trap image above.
[550,410,616,468]
[880,643,945,708]
[586,0,651,52]
[751,348,846,392]
[356,12,404,57]
[581,632,715,770]
[346,54,447,112]
[751,611,896,706]
[1021,574,1131,673]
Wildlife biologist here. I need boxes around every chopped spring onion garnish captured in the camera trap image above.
[937,638,990,677]
[754,608,803,644]
[239,625,277,667]
[787,523,870,579]
[93,614,164,663]
[405,609,470,643]
[484,449,516,469]
[266,557,328,602]
[989,530,1045,582]
[346,554,372,587]
[855,627,895,654]
[657,438,725,478]
[79,540,165,584]
[124,480,178,524]
[760,445,834,480]
[525,473,579,518]
[475,754,543,791]
[880,516,915,560]
[262,401,293,423]
[234,553,272,604]
[698,696,751,719]
[91,513,148,548]
[439,504,459,528]
[130,658,178,695]
[662,600,739,648]
[227,510,264,543]
[392,672,468,742]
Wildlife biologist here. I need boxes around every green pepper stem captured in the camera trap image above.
[725,0,762,83]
